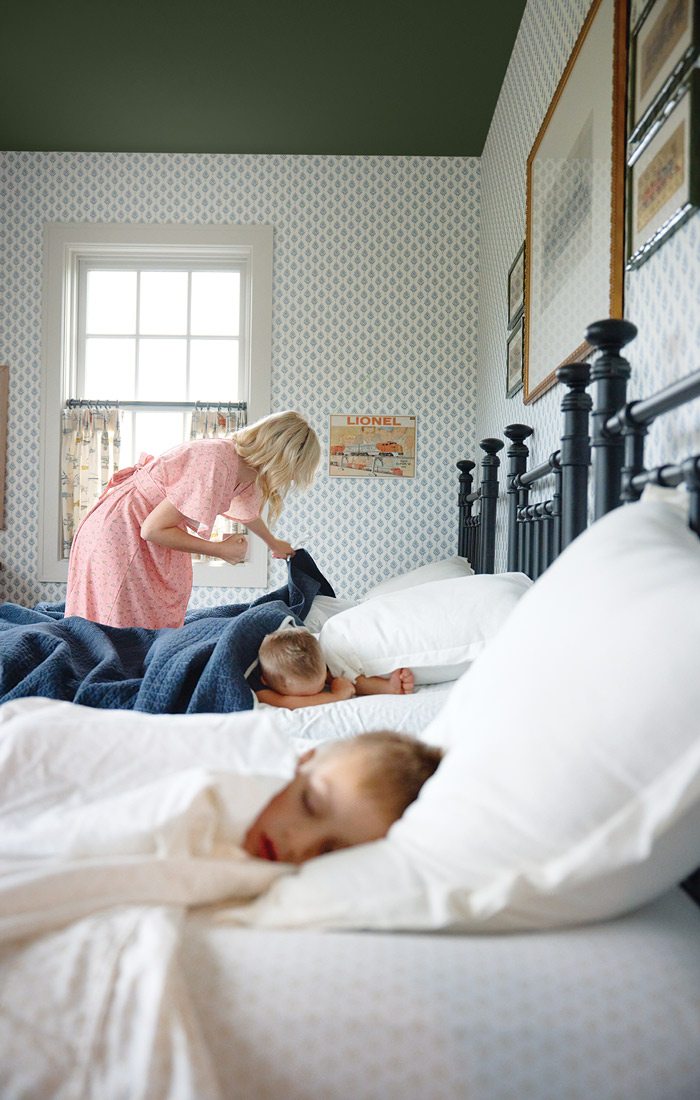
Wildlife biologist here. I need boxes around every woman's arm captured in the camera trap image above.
[244,515,295,559]
[140,500,247,564]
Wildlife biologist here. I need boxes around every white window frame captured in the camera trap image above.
[40,223,273,588]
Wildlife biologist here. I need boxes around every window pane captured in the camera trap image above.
[189,340,239,401]
[86,271,136,334]
[140,271,188,335]
[84,338,135,398]
[191,272,240,335]
[138,339,187,401]
[133,411,186,465]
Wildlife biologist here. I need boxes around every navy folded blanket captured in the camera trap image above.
[0,549,334,713]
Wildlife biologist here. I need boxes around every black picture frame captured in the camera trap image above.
[507,242,525,328]
[506,316,524,398]
[627,69,699,268]
[628,0,698,151]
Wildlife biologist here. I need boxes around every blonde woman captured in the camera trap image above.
[65,412,320,629]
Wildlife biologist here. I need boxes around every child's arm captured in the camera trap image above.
[244,516,294,559]
[256,677,356,710]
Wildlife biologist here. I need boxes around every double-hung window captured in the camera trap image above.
[41,224,272,588]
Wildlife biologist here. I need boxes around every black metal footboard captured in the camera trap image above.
[457,438,503,574]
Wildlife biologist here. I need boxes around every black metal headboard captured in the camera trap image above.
[504,320,700,575]
[462,317,699,906]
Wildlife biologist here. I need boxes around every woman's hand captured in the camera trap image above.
[269,538,295,559]
[217,534,248,564]
[244,517,295,559]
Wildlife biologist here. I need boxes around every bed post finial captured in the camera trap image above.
[586,318,637,519]
[456,460,476,559]
[504,424,533,572]
[479,439,503,575]
[557,363,592,549]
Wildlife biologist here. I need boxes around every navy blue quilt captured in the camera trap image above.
[0,550,334,713]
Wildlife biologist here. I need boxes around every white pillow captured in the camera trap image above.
[227,493,700,931]
[361,556,474,600]
[303,593,357,634]
[319,573,531,685]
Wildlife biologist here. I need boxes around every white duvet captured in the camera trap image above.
[0,688,450,1098]
[0,698,296,1099]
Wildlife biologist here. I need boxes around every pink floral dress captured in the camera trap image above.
[65,439,262,629]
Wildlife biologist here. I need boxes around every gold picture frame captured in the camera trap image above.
[524,0,628,403]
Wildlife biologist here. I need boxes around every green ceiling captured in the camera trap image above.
[2,0,528,156]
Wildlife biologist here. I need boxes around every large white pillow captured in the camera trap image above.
[303,593,357,634]
[319,573,531,685]
[360,555,474,600]
[226,492,700,931]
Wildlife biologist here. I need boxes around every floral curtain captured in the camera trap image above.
[61,405,121,559]
[190,405,248,565]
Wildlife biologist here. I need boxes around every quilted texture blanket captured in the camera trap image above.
[0,550,334,713]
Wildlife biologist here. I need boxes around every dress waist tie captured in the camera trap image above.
[99,453,155,500]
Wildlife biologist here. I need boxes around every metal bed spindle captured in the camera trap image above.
[456,438,503,574]
[586,318,637,520]
[504,424,533,573]
[456,459,476,563]
[601,368,700,534]
[505,363,593,579]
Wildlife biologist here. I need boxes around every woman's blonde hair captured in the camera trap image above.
[234,411,320,525]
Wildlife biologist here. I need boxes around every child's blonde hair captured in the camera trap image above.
[259,628,326,693]
[234,411,320,525]
[319,732,443,821]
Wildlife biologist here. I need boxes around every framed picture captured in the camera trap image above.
[627,69,699,266]
[629,0,698,146]
[328,414,417,479]
[506,318,524,398]
[507,243,525,327]
[524,0,628,403]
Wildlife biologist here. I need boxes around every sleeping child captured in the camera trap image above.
[243,730,442,863]
[255,627,414,710]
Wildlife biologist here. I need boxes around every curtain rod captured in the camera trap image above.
[66,399,247,411]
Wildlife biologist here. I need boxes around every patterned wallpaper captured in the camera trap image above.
[2,0,698,607]
[475,0,700,570]
[0,154,480,605]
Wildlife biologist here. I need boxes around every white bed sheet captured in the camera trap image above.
[183,890,700,1100]
[256,681,451,747]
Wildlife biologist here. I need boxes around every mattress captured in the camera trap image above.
[183,890,700,1100]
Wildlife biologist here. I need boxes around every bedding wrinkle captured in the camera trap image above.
[0,906,223,1100]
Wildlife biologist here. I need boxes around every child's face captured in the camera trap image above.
[243,745,394,864]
